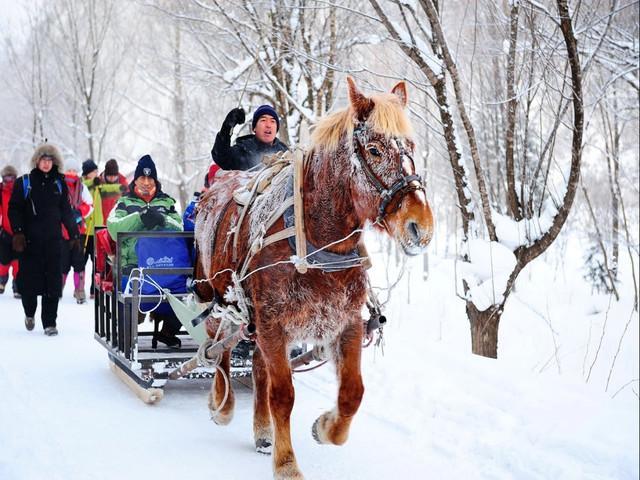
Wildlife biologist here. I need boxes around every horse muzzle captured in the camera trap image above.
[386,192,434,256]
[398,219,433,256]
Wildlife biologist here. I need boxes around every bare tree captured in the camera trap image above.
[155,0,370,144]
[50,0,123,163]
[368,0,584,357]
[2,7,55,150]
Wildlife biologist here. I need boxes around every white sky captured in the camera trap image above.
[0,0,29,41]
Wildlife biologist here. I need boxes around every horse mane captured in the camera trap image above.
[310,92,414,153]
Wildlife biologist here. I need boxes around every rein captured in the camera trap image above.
[352,122,425,224]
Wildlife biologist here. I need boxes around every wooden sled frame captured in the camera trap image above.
[93,230,253,404]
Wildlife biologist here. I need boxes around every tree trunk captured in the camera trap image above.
[467,303,501,358]
[173,24,189,209]
[86,111,95,162]
[505,3,522,220]
[610,90,620,280]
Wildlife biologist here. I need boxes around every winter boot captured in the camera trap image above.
[73,271,86,304]
[44,326,58,336]
[151,314,182,349]
[12,280,21,299]
[25,316,35,331]
[0,274,7,294]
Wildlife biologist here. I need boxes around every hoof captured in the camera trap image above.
[255,438,272,455]
[311,417,322,443]
[208,392,233,425]
[274,461,304,480]
[211,411,233,425]
[312,413,332,444]
[312,410,349,445]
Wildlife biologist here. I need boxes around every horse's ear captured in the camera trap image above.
[391,81,408,107]
[347,76,374,121]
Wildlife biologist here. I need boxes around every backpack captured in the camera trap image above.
[121,236,192,315]
[22,174,63,200]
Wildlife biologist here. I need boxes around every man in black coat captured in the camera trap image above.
[9,143,80,336]
[211,104,288,170]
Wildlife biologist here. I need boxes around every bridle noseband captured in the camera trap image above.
[352,123,425,224]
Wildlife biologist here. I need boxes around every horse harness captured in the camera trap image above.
[352,122,425,224]
[228,123,426,276]
[190,125,400,355]
[231,149,366,276]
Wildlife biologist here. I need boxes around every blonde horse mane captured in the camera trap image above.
[310,92,414,153]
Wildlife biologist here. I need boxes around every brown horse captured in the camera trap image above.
[193,77,434,480]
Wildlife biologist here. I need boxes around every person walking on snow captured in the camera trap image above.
[97,158,129,217]
[210,104,288,171]
[9,143,80,336]
[61,158,93,304]
[0,164,21,297]
[82,158,128,299]
[80,159,99,295]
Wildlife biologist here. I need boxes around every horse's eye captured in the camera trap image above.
[367,147,381,157]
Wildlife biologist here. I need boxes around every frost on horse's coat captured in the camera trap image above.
[194,170,249,278]
[194,77,434,480]
[247,164,292,248]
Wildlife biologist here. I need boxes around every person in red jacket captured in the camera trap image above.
[83,158,128,299]
[61,159,93,304]
[0,165,20,297]
[98,158,129,219]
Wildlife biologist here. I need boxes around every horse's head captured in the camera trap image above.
[344,77,434,255]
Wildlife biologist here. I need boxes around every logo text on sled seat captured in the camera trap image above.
[146,256,174,267]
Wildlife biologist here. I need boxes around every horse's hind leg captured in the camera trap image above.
[208,349,235,425]
[312,320,364,445]
[252,346,273,454]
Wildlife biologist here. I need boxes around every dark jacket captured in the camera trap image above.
[211,133,288,171]
[9,165,79,297]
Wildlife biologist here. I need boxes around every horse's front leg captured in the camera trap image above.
[206,318,235,425]
[261,340,303,480]
[208,349,235,425]
[313,319,364,445]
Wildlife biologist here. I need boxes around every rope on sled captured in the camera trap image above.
[123,268,166,314]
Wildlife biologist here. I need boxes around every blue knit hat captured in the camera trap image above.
[134,154,158,181]
[252,105,279,131]
[82,159,98,177]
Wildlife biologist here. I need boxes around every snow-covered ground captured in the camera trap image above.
[1,240,638,480]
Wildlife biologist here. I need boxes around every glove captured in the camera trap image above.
[140,209,165,229]
[119,184,127,193]
[12,233,26,253]
[222,107,246,132]
[93,177,102,187]
[72,208,83,224]
[69,238,82,252]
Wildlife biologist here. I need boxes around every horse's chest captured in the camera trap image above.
[259,277,366,342]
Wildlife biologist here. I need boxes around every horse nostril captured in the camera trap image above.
[407,221,420,244]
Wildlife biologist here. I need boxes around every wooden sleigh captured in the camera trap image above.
[92,227,325,404]
[92,228,255,404]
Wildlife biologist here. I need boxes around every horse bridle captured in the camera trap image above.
[352,123,425,224]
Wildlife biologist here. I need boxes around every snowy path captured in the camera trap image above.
[0,281,637,479]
